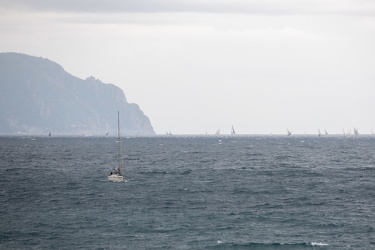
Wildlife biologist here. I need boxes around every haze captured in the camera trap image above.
[1,0,374,134]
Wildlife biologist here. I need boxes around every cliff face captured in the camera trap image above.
[0,52,155,136]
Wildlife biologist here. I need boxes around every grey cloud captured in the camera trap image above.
[2,0,375,16]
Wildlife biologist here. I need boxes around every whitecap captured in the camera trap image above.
[311,242,329,246]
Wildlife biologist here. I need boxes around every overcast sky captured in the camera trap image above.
[1,0,375,134]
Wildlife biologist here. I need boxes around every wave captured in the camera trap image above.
[211,241,329,249]
[140,170,173,175]
[311,242,329,246]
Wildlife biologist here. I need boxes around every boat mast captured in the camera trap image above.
[118,111,125,176]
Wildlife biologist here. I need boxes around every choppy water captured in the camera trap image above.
[0,136,374,249]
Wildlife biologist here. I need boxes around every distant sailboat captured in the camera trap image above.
[215,128,220,135]
[48,132,51,137]
[287,129,292,136]
[347,129,352,136]
[354,128,359,138]
[325,130,328,135]
[231,125,236,135]
[166,131,173,136]
[108,111,125,182]
[318,129,321,137]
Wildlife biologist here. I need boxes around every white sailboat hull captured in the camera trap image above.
[108,174,125,182]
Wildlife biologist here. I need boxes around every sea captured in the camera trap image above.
[0,135,374,249]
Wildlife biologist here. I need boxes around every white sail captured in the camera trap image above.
[231,125,236,135]
[354,128,359,138]
[287,129,292,136]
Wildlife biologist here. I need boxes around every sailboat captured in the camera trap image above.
[108,111,125,182]
[231,125,236,135]
[215,128,220,135]
[353,128,359,138]
[287,129,292,136]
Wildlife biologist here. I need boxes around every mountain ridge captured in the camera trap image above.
[0,52,155,136]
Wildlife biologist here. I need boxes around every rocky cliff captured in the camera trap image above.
[0,52,155,136]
